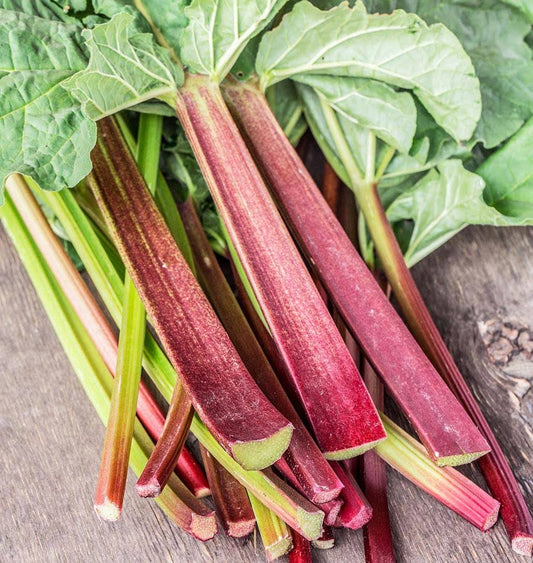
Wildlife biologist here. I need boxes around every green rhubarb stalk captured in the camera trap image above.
[94,274,146,519]
[375,414,500,532]
[0,193,217,540]
[94,113,162,519]
[248,492,293,561]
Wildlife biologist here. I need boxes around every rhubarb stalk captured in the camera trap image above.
[222,78,489,466]
[248,492,293,561]
[288,530,312,563]
[178,197,343,503]
[176,74,385,459]
[200,446,255,538]
[375,415,500,532]
[330,461,372,530]
[90,117,293,470]
[362,362,395,563]
[94,113,160,519]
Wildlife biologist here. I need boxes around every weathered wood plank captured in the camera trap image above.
[0,224,531,562]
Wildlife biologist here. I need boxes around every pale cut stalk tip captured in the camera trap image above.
[94,498,121,522]
[135,478,161,498]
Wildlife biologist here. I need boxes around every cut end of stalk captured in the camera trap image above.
[312,537,335,550]
[194,485,212,499]
[323,436,385,461]
[231,425,293,470]
[227,518,256,539]
[511,533,533,557]
[135,477,162,498]
[265,536,293,561]
[481,503,500,532]
[191,512,219,542]
[94,498,121,522]
[434,448,490,468]
[296,507,325,541]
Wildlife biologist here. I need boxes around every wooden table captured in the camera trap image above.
[1,223,532,562]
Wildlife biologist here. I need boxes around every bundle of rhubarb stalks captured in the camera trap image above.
[1,0,533,560]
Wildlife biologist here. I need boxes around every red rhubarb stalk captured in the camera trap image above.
[358,184,533,555]
[222,77,489,467]
[89,117,293,470]
[200,446,256,538]
[330,461,373,530]
[178,198,343,503]
[136,383,193,497]
[362,361,396,563]
[289,530,312,563]
[175,74,385,459]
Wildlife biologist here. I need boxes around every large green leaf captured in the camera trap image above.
[477,118,533,223]
[257,1,481,142]
[501,0,533,22]
[127,0,189,59]
[64,13,182,120]
[365,0,533,148]
[295,74,416,153]
[387,160,501,266]
[179,0,288,82]
[0,0,79,21]
[0,9,95,195]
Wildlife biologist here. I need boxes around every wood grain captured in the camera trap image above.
[0,224,531,562]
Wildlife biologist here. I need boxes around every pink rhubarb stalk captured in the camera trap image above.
[175,74,385,459]
[222,77,489,467]
[178,198,343,503]
[89,117,293,471]
[376,415,500,532]
[200,446,256,538]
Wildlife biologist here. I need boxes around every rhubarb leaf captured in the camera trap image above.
[0,0,79,21]
[64,13,182,120]
[364,0,533,148]
[121,0,189,58]
[477,118,533,224]
[179,0,289,82]
[256,1,481,142]
[386,160,500,266]
[0,9,96,195]
[295,74,416,153]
